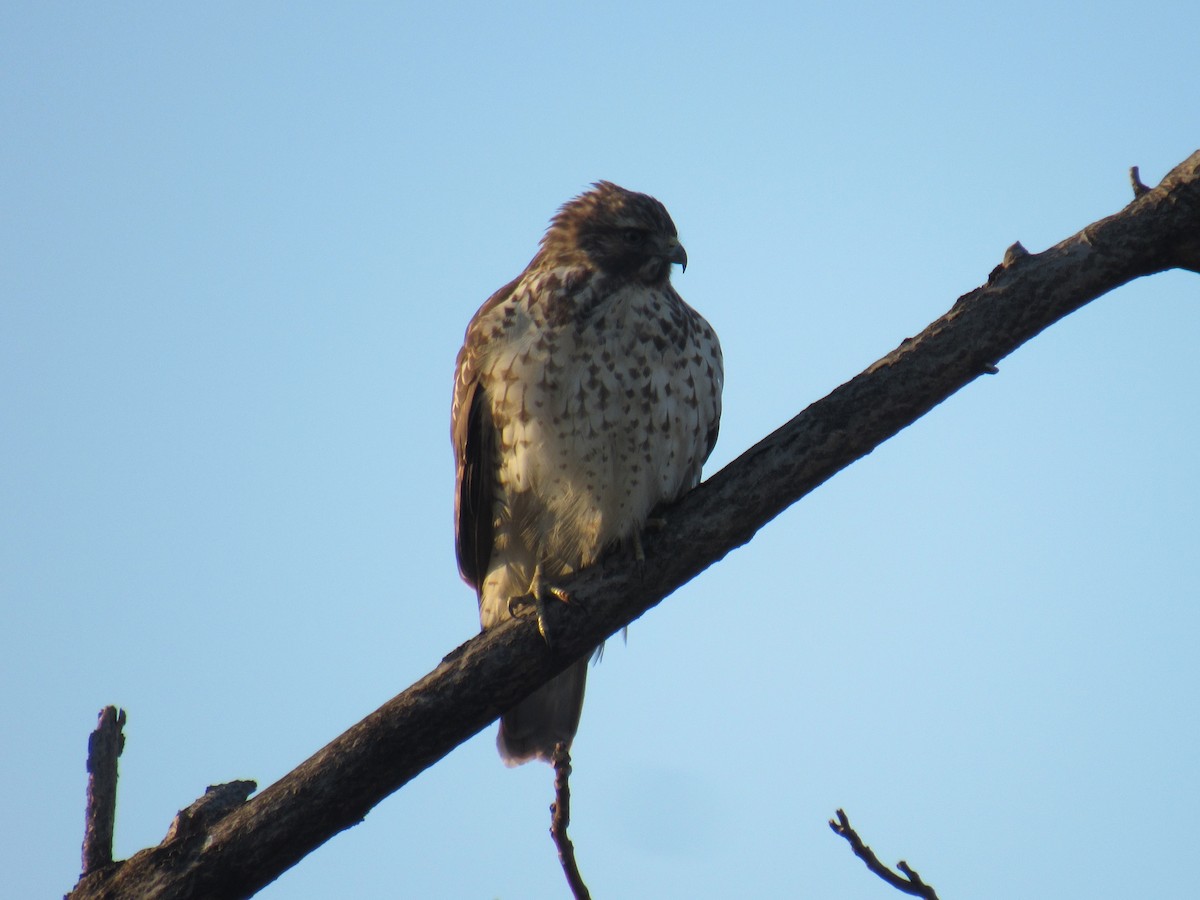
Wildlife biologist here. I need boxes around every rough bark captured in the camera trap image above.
[82,707,126,875]
[69,151,1200,900]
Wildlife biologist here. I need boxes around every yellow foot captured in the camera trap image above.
[507,564,575,644]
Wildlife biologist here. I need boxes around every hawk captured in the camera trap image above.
[452,182,723,766]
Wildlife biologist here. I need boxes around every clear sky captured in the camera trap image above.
[4,3,1198,898]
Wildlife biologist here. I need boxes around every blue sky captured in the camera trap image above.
[3,3,1198,898]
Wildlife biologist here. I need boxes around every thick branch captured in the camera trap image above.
[67,151,1200,899]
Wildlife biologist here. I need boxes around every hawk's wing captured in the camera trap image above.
[701,416,721,469]
[669,285,723,490]
[452,276,521,596]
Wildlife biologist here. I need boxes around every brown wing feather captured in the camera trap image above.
[702,418,721,468]
[452,275,523,596]
[454,383,494,595]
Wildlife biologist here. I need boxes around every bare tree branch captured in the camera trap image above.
[1130,165,1152,199]
[67,151,1200,899]
[830,809,939,899]
[82,707,126,876]
[550,743,590,900]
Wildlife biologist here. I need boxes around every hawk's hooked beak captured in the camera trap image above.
[668,240,688,273]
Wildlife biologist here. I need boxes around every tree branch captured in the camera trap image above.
[82,707,126,876]
[829,809,939,898]
[67,151,1200,899]
[550,742,591,900]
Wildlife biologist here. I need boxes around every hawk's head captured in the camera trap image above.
[541,181,687,286]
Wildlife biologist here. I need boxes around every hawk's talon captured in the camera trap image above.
[515,564,578,645]
[506,595,537,620]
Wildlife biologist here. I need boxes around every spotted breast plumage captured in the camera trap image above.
[452,181,723,766]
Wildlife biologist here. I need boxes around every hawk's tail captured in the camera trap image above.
[498,657,588,766]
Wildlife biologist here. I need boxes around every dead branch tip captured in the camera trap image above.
[550,743,591,900]
[829,808,940,899]
[82,706,127,876]
[1002,241,1029,267]
[1130,165,1151,198]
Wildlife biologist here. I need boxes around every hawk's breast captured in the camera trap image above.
[480,271,721,574]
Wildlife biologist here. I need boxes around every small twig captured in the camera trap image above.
[1002,240,1029,267]
[550,742,591,900]
[1130,165,1151,198]
[82,706,126,875]
[829,809,940,899]
[987,240,1030,284]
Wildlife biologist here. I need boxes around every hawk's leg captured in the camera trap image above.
[507,563,575,645]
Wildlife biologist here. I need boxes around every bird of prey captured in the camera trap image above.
[451,182,723,766]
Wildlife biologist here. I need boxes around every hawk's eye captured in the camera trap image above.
[622,229,645,245]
